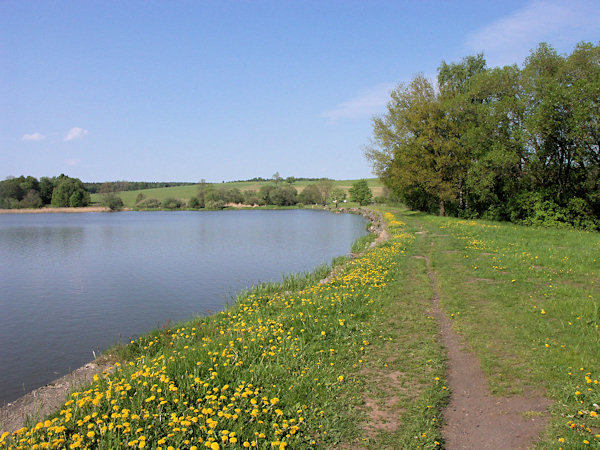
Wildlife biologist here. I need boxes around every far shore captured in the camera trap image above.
[0,206,112,214]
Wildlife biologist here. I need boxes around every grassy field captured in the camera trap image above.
[2,207,599,448]
[90,179,385,207]
[390,208,600,448]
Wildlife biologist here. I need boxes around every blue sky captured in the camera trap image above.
[1,1,599,183]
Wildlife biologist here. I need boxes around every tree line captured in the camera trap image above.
[366,42,600,230]
[0,174,90,208]
[134,179,373,210]
[84,181,196,194]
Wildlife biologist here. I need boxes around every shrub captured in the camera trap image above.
[163,197,182,210]
[269,185,298,206]
[101,193,124,211]
[137,198,161,209]
[188,196,200,209]
[205,199,225,210]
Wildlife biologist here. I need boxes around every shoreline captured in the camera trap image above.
[0,207,386,435]
[0,206,111,214]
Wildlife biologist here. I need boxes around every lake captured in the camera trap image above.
[0,209,368,405]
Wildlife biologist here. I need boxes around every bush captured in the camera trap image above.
[188,196,200,209]
[163,197,183,210]
[269,185,298,206]
[137,198,161,209]
[205,199,225,210]
[135,193,146,204]
[101,193,124,211]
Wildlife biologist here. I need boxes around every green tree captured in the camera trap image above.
[298,184,322,205]
[0,178,25,206]
[258,185,276,205]
[51,176,90,207]
[269,185,298,206]
[101,193,124,211]
[20,190,43,208]
[39,177,55,204]
[328,188,346,207]
[315,179,334,206]
[349,180,373,206]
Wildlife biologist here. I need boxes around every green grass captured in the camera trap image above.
[1,209,448,449]
[90,178,385,208]
[394,210,600,448]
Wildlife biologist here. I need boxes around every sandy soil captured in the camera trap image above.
[0,206,111,214]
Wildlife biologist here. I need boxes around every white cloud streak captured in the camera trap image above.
[63,127,88,142]
[465,0,600,67]
[65,158,80,166]
[22,132,46,141]
[320,83,395,122]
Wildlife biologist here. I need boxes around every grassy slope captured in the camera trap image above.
[90,179,385,207]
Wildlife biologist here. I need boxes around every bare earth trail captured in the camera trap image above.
[421,238,550,449]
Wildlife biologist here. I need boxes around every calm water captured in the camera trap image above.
[0,210,367,404]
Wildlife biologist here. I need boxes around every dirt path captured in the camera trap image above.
[422,241,550,449]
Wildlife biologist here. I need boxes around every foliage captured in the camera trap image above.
[366,42,600,229]
[205,199,225,210]
[349,179,373,206]
[243,190,261,206]
[328,188,346,207]
[51,175,90,207]
[188,196,200,209]
[268,185,298,206]
[315,179,334,206]
[298,184,323,205]
[162,197,183,210]
[137,198,162,209]
[101,193,124,211]
[84,181,196,194]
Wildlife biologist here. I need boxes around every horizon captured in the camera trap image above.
[2,1,599,182]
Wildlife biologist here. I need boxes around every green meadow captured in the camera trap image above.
[2,207,599,448]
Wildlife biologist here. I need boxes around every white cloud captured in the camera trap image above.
[63,127,88,141]
[320,83,396,122]
[22,132,46,141]
[65,158,80,166]
[465,0,600,67]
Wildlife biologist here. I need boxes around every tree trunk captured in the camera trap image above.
[439,198,446,216]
